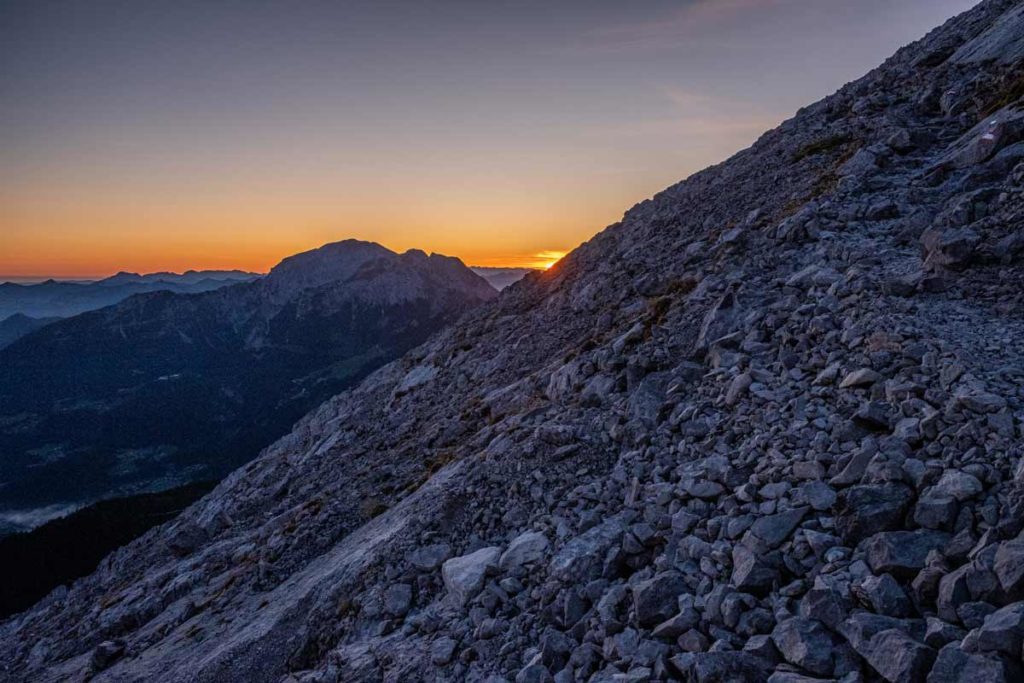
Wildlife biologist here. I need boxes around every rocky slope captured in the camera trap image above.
[0,242,496,530]
[3,1,1024,682]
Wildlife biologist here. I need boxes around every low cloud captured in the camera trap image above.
[578,0,794,52]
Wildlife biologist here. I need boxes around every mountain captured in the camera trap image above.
[0,270,259,320]
[470,267,536,290]
[3,2,1024,681]
[0,240,496,533]
[96,270,257,286]
[0,314,60,350]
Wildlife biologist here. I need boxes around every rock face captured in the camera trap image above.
[0,241,497,528]
[3,2,1024,682]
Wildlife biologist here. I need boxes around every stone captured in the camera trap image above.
[743,634,779,662]
[550,516,627,582]
[633,572,687,627]
[500,531,549,572]
[652,609,700,639]
[516,663,554,683]
[853,401,891,430]
[958,601,996,630]
[772,617,834,677]
[956,392,1007,414]
[442,546,501,605]
[926,642,1022,682]
[921,228,981,270]
[864,629,936,683]
[967,602,1024,656]
[750,507,809,548]
[840,148,879,177]
[677,629,710,652]
[931,470,983,501]
[431,637,457,665]
[840,368,882,388]
[725,373,753,406]
[839,612,924,656]
[684,479,725,499]
[408,543,452,571]
[669,652,772,683]
[731,543,778,595]
[834,484,913,545]
[766,674,831,683]
[165,521,208,558]
[915,495,959,530]
[860,573,914,617]
[937,566,971,623]
[863,530,950,579]
[383,583,413,617]
[91,640,125,671]
[800,585,850,630]
[830,446,875,486]
[801,481,837,511]
[993,538,1024,599]
[925,617,966,649]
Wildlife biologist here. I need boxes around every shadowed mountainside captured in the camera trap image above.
[0,241,496,531]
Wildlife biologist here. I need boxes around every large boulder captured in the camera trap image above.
[772,617,835,677]
[442,546,501,605]
[864,629,936,682]
[500,531,549,573]
[633,572,687,627]
[927,642,1023,682]
[834,484,914,544]
[863,530,950,579]
[993,537,1024,599]
[549,515,627,582]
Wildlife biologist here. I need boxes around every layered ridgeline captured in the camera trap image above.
[0,271,259,350]
[4,2,1024,682]
[0,270,259,320]
[0,241,497,533]
[470,267,537,291]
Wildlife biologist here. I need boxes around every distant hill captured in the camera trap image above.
[0,270,259,320]
[470,266,536,290]
[0,313,60,350]
[0,240,496,532]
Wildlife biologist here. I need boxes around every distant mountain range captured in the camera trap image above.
[0,267,529,349]
[0,270,258,320]
[0,240,496,533]
[469,267,535,290]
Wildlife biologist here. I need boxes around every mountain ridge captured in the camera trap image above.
[0,270,260,321]
[0,241,496,534]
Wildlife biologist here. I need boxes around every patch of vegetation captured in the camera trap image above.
[0,481,215,619]
[359,497,388,518]
[792,134,853,162]
[982,68,1024,117]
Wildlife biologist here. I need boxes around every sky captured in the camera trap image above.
[1,0,978,276]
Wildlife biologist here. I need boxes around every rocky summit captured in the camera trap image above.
[3,1,1024,682]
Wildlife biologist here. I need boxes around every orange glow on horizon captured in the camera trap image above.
[0,230,573,279]
[536,251,567,270]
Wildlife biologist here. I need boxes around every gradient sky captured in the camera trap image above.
[1,0,978,276]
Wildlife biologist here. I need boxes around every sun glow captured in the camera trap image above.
[534,251,567,270]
